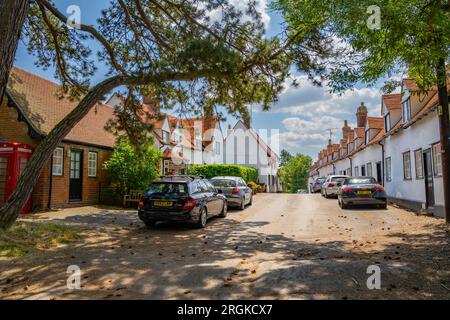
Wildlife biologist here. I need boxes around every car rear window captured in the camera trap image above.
[316,178,326,183]
[346,178,376,185]
[211,179,237,187]
[331,177,346,182]
[145,183,188,196]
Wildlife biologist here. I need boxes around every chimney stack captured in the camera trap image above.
[356,102,368,127]
[342,120,351,140]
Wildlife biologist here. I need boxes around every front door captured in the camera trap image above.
[423,149,435,208]
[376,162,382,185]
[0,156,11,206]
[69,150,83,201]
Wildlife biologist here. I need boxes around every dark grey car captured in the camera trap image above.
[338,176,387,209]
[210,176,253,210]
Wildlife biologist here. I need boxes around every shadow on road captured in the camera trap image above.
[1,208,449,300]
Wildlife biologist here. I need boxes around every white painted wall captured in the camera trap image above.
[351,143,382,179]
[384,110,443,209]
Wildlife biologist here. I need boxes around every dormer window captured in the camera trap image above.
[162,130,170,144]
[365,130,370,144]
[384,113,391,131]
[402,97,411,122]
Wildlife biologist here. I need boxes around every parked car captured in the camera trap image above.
[210,176,252,210]
[321,175,349,198]
[338,176,387,209]
[310,177,326,193]
[138,176,227,228]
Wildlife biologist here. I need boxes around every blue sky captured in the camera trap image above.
[14,0,386,159]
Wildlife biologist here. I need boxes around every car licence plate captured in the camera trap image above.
[357,190,372,195]
[153,200,173,207]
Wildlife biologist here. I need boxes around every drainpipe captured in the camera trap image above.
[347,156,353,176]
[378,140,385,187]
[47,157,53,209]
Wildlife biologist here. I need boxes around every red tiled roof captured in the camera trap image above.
[354,127,365,139]
[367,117,384,130]
[382,94,401,111]
[347,130,354,142]
[332,144,339,152]
[7,67,115,148]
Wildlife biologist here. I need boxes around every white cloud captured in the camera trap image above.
[266,75,384,158]
[273,75,381,117]
[207,0,270,29]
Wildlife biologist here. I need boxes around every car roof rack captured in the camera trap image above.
[159,175,204,180]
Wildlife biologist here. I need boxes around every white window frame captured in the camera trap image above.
[88,151,98,177]
[403,151,412,180]
[52,147,64,176]
[402,98,411,123]
[384,113,391,131]
[386,157,392,182]
[366,162,372,178]
[354,166,359,176]
[414,149,423,179]
[432,143,442,177]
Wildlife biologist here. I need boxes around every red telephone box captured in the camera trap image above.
[0,142,33,213]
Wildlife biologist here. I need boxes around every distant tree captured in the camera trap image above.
[279,149,293,167]
[274,0,450,221]
[103,139,161,196]
[279,153,312,193]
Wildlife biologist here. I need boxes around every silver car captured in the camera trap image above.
[321,175,349,198]
[210,176,253,210]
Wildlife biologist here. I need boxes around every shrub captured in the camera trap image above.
[190,164,258,182]
[104,139,162,195]
[247,181,259,194]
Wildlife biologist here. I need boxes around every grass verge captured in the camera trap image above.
[0,222,80,258]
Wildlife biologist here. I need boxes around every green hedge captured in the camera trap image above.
[190,164,259,183]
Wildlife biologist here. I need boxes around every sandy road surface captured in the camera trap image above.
[1,193,449,299]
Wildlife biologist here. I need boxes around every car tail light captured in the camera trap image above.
[182,199,196,211]
[232,187,240,194]
[328,183,335,187]
[375,186,384,191]
[315,182,320,185]
[138,197,145,209]
[341,187,353,193]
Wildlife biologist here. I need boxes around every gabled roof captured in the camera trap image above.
[382,94,402,112]
[367,117,384,130]
[231,120,278,159]
[347,130,355,142]
[354,127,365,139]
[7,67,115,148]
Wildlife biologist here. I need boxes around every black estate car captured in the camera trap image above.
[210,176,253,210]
[138,176,227,228]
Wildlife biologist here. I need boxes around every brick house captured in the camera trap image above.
[0,67,116,211]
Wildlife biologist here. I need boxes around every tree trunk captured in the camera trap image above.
[0,75,124,230]
[436,58,450,223]
[0,0,29,102]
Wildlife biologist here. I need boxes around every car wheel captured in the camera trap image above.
[196,207,208,228]
[239,197,245,210]
[380,202,387,210]
[324,190,329,199]
[339,199,347,209]
[248,195,253,206]
[144,220,157,228]
[219,202,228,218]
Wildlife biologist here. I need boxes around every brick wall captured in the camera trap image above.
[0,97,113,211]
[43,142,112,210]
